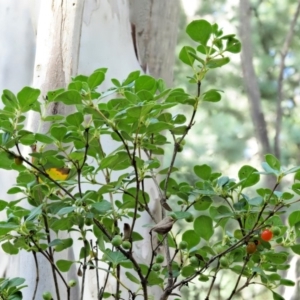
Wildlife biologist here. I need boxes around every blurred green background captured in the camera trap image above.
[169,1,300,299]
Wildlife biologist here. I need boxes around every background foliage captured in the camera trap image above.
[173,1,300,299]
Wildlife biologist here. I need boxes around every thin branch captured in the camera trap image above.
[205,260,220,300]
[274,0,300,158]
[227,255,250,300]
[93,218,148,299]
[32,250,39,300]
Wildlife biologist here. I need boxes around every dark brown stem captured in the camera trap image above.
[32,250,39,300]
[80,239,88,300]
[205,261,220,300]
[42,213,61,300]
[227,255,250,300]
[93,218,148,299]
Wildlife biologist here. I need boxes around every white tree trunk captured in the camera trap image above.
[0,0,179,299]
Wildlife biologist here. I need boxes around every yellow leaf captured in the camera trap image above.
[40,168,70,182]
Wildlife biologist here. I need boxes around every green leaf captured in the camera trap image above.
[104,250,127,266]
[35,133,54,144]
[146,121,173,134]
[182,229,200,249]
[43,115,65,122]
[2,241,19,255]
[52,238,73,252]
[158,167,178,175]
[132,231,143,242]
[68,81,82,91]
[26,204,42,221]
[19,132,36,145]
[66,112,84,127]
[272,291,285,300]
[125,272,140,284]
[50,126,67,141]
[92,200,112,214]
[202,89,222,102]
[291,244,300,255]
[181,266,195,277]
[264,252,288,264]
[6,277,25,288]
[194,215,213,241]
[57,207,75,215]
[53,90,82,105]
[88,71,105,89]
[179,46,196,66]
[17,87,40,112]
[2,89,18,108]
[238,165,260,188]
[187,51,205,64]
[100,152,131,170]
[245,212,258,230]
[186,19,212,45]
[280,279,295,286]
[289,210,300,227]
[56,259,74,272]
[111,78,121,87]
[265,154,280,171]
[123,70,140,86]
[292,183,300,195]
[0,200,7,211]
[294,170,300,182]
[225,37,241,53]
[247,196,263,206]
[79,242,91,259]
[194,196,212,211]
[147,271,164,286]
[206,57,230,68]
[194,164,211,180]
[135,75,156,94]
[0,152,12,170]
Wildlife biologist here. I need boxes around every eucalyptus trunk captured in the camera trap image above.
[0,0,179,299]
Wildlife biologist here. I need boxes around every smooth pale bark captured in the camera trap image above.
[0,0,179,299]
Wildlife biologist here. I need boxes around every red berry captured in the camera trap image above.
[246,242,257,254]
[260,229,273,241]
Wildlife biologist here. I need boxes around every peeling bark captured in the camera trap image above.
[0,0,179,299]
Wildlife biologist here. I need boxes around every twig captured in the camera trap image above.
[93,218,148,299]
[80,239,88,300]
[42,213,61,300]
[205,260,220,300]
[32,250,39,300]
[227,255,250,300]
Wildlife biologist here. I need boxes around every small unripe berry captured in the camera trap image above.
[185,214,194,223]
[14,156,23,165]
[179,241,188,250]
[155,254,164,263]
[42,292,52,300]
[68,280,77,287]
[272,226,281,236]
[198,274,209,282]
[111,235,122,247]
[122,241,131,250]
[152,263,161,272]
[220,257,229,268]
[189,256,199,266]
